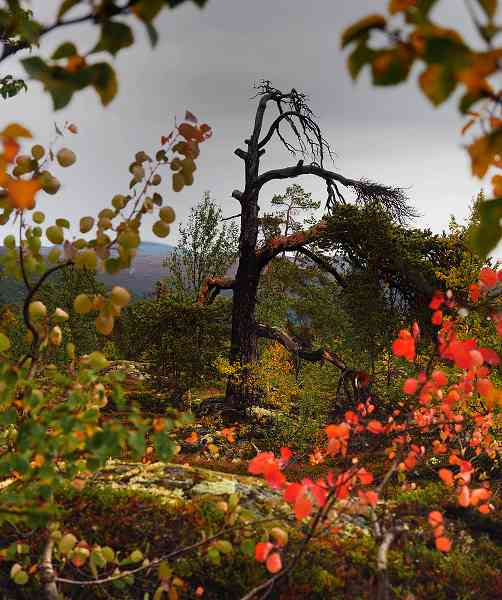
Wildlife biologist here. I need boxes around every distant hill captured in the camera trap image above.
[135,241,174,256]
[0,242,174,303]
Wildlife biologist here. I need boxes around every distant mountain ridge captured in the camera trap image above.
[0,242,174,302]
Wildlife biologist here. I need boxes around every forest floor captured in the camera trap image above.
[1,361,502,599]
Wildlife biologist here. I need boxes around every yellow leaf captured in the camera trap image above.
[468,136,491,178]
[6,178,42,210]
[0,332,11,352]
[341,14,386,48]
[0,123,32,139]
[419,64,456,106]
[388,0,416,14]
[468,130,502,178]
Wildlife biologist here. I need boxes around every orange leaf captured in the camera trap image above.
[66,54,86,73]
[458,485,471,507]
[388,0,416,14]
[358,490,379,508]
[470,487,491,506]
[428,511,443,528]
[435,536,452,552]
[6,177,42,210]
[438,468,454,487]
[255,542,273,562]
[367,420,384,434]
[265,552,282,574]
[153,417,166,432]
[326,422,350,440]
[2,138,20,163]
[185,431,198,444]
[468,135,492,178]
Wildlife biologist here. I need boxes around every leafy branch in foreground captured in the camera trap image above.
[0,113,212,594]
[342,0,502,257]
[245,269,502,599]
[0,0,208,108]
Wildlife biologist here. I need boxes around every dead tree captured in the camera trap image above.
[198,82,416,410]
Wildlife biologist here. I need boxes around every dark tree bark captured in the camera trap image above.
[198,82,415,411]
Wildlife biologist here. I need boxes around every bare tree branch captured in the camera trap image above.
[253,81,333,165]
[254,164,416,224]
[258,111,311,149]
[197,276,236,305]
[294,247,347,288]
[256,220,330,269]
[221,213,241,222]
[255,322,346,370]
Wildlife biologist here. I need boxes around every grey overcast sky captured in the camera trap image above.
[0,0,487,244]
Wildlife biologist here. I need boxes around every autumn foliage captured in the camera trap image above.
[248,265,502,581]
[342,0,502,256]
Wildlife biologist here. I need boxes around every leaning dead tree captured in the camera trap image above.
[198,82,416,409]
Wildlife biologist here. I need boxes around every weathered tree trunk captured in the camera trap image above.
[197,83,414,412]
[227,210,261,406]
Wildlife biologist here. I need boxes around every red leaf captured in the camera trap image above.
[435,536,452,552]
[438,468,454,487]
[284,483,302,504]
[367,420,384,434]
[431,310,443,326]
[248,452,275,475]
[479,347,500,365]
[358,490,378,508]
[265,552,282,574]
[280,447,292,462]
[432,370,447,386]
[265,466,286,489]
[469,283,480,303]
[294,492,313,520]
[403,378,418,394]
[429,292,444,310]
[392,331,415,361]
[477,378,493,397]
[479,268,497,288]
[255,542,273,562]
[357,468,374,485]
[428,511,443,528]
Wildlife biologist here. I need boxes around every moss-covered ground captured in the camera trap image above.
[1,363,501,599]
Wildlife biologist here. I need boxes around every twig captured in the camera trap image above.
[40,538,59,600]
[54,518,280,588]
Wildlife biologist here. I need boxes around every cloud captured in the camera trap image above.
[0,0,482,244]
